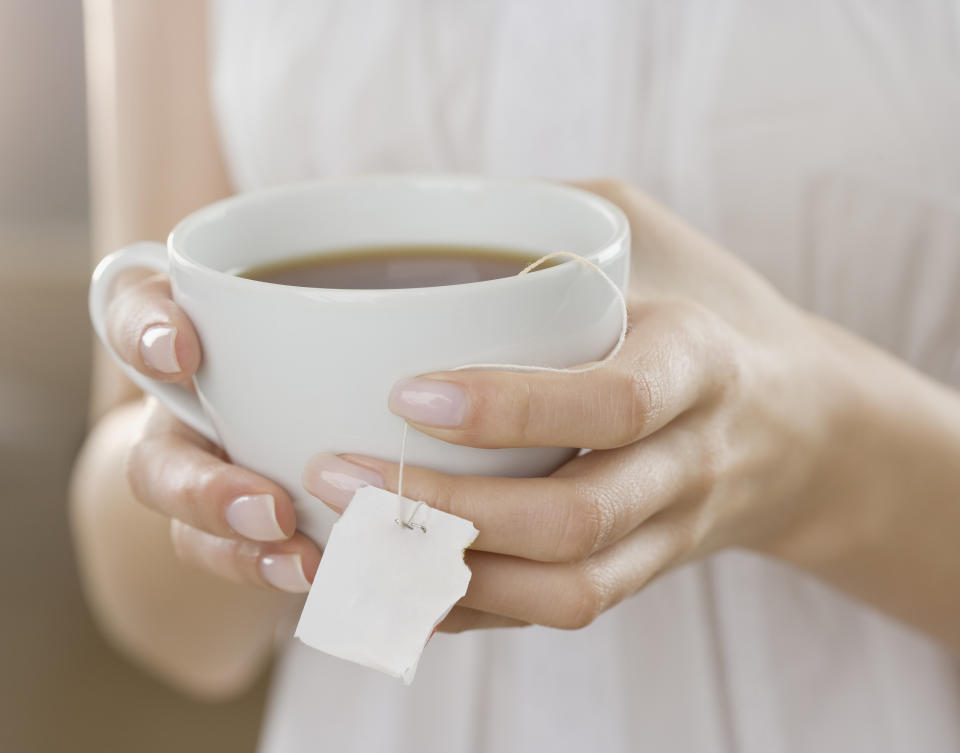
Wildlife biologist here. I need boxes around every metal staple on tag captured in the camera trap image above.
[395,498,427,533]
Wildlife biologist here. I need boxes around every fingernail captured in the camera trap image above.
[260,553,311,593]
[140,325,181,374]
[226,493,286,541]
[388,378,468,428]
[302,453,383,512]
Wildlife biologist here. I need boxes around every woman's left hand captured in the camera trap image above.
[300,180,877,633]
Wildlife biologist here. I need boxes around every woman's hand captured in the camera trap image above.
[104,272,322,593]
[302,180,873,632]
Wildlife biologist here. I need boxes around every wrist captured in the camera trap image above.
[751,317,908,570]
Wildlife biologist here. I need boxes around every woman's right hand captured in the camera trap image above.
[106,272,322,593]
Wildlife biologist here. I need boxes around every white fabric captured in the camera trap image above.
[208,2,960,751]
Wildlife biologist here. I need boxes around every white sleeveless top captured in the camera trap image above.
[208,3,960,751]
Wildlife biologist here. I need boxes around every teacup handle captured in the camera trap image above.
[89,241,218,442]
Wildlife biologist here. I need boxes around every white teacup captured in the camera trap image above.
[89,175,630,545]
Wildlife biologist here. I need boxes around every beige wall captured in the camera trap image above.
[0,2,268,751]
[0,0,87,223]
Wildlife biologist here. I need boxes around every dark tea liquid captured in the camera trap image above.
[237,245,558,289]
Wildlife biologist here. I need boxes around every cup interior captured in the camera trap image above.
[170,175,627,287]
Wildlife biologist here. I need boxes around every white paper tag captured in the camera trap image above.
[294,485,479,684]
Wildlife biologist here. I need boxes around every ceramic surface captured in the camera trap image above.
[90,175,630,545]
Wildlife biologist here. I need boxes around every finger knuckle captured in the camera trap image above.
[553,487,614,562]
[457,375,532,448]
[670,430,718,508]
[699,438,725,495]
[710,330,749,400]
[659,299,741,404]
[506,378,535,445]
[678,519,705,558]
[675,301,726,359]
[555,566,606,630]
[468,376,535,447]
[660,518,703,571]
[692,429,733,509]
[104,294,139,356]
[230,540,263,584]
[184,464,231,529]
[616,368,662,443]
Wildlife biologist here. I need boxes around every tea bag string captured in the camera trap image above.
[395,251,629,530]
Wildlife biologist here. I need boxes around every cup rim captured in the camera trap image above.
[166,173,630,296]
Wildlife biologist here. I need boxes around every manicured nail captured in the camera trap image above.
[260,553,311,593]
[302,453,383,512]
[140,325,181,374]
[388,378,468,428]
[226,493,285,541]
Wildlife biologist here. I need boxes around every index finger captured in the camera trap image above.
[386,300,728,450]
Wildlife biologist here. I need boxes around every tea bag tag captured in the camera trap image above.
[294,485,478,685]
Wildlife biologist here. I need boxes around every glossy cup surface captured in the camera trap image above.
[167,175,630,544]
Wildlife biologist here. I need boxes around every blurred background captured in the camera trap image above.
[0,2,267,750]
